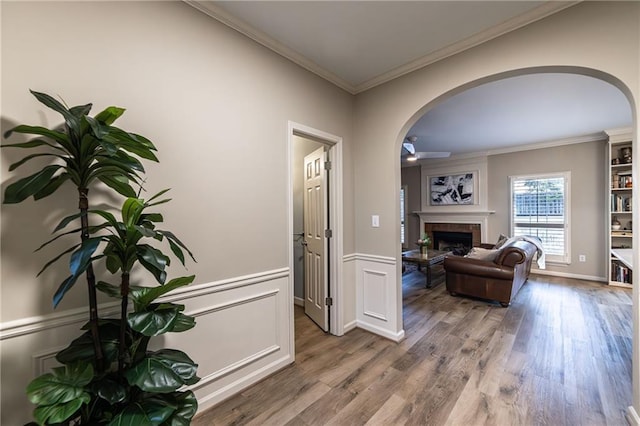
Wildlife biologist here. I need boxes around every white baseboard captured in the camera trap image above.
[293,296,304,307]
[628,406,640,426]
[531,269,607,283]
[343,320,357,333]
[356,320,405,342]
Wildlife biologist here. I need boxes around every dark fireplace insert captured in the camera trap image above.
[433,231,473,255]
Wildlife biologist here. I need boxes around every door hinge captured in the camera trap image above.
[325,297,333,306]
[325,229,333,238]
[324,160,332,170]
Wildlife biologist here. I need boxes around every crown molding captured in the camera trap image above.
[353,1,580,93]
[186,1,579,95]
[185,0,355,94]
[486,131,607,156]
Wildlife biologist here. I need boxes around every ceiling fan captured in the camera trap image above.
[402,135,450,162]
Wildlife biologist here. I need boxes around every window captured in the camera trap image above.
[510,172,570,263]
[400,185,408,245]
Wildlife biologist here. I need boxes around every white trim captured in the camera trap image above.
[351,253,396,265]
[343,320,357,333]
[195,354,293,414]
[188,345,280,391]
[293,296,304,307]
[185,0,353,93]
[487,131,607,156]
[0,268,288,341]
[287,121,345,340]
[509,171,571,264]
[355,320,405,342]
[530,270,607,283]
[628,406,640,426]
[185,1,577,94]
[187,290,279,319]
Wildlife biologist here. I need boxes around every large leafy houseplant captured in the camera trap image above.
[3,91,199,425]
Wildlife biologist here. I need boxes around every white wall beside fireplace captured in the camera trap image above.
[416,155,494,243]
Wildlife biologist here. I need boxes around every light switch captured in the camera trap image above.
[372,215,380,228]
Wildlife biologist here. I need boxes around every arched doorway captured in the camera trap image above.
[396,66,637,420]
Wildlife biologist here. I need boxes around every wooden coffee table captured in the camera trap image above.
[402,249,452,288]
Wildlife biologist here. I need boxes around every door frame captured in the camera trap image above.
[287,121,344,349]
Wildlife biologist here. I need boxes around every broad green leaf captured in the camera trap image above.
[122,197,144,226]
[165,391,198,426]
[26,362,93,405]
[53,212,83,233]
[140,396,177,425]
[95,106,126,125]
[167,239,185,266]
[107,403,153,426]
[53,274,81,308]
[134,224,157,238]
[85,115,110,140]
[34,226,82,252]
[96,281,121,298]
[1,138,61,150]
[130,276,195,310]
[69,237,101,276]
[128,306,180,336]
[33,396,87,426]
[147,188,171,203]
[88,209,119,229]
[140,213,163,224]
[171,313,196,333]
[56,321,120,365]
[8,152,60,171]
[95,378,128,404]
[33,173,70,200]
[3,124,69,146]
[37,244,78,276]
[30,90,81,131]
[137,245,169,283]
[3,164,62,203]
[160,230,196,263]
[68,102,92,118]
[124,349,199,393]
[98,174,137,198]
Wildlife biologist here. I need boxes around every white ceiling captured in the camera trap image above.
[188,1,633,156]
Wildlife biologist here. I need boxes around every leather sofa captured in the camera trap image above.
[443,238,539,307]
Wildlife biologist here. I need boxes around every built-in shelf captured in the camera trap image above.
[607,131,633,288]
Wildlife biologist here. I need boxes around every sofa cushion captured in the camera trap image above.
[465,247,500,262]
[494,234,509,249]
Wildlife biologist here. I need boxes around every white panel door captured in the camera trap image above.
[303,146,328,331]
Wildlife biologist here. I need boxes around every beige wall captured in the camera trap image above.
[486,140,608,279]
[1,1,354,423]
[351,0,639,409]
[1,1,354,319]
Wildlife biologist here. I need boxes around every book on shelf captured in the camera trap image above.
[611,260,632,284]
[611,193,632,212]
[613,171,633,189]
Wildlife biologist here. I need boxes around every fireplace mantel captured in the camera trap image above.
[414,210,495,244]
[414,210,495,217]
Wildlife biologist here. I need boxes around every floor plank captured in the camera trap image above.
[193,272,632,425]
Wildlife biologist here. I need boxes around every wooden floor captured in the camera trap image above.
[193,271,632,425]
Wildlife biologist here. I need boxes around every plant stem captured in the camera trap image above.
[79,187,104,372]
[119,272,130,376]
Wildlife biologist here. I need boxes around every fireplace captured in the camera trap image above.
[433,231,473,255]
[424,222,481,255]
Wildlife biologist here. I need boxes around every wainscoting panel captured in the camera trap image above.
[354,254,404,342]
[0,268,294,424]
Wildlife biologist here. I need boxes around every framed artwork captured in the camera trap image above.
[429,172,475,205]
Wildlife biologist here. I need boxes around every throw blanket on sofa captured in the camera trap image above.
[502,235,546,269]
